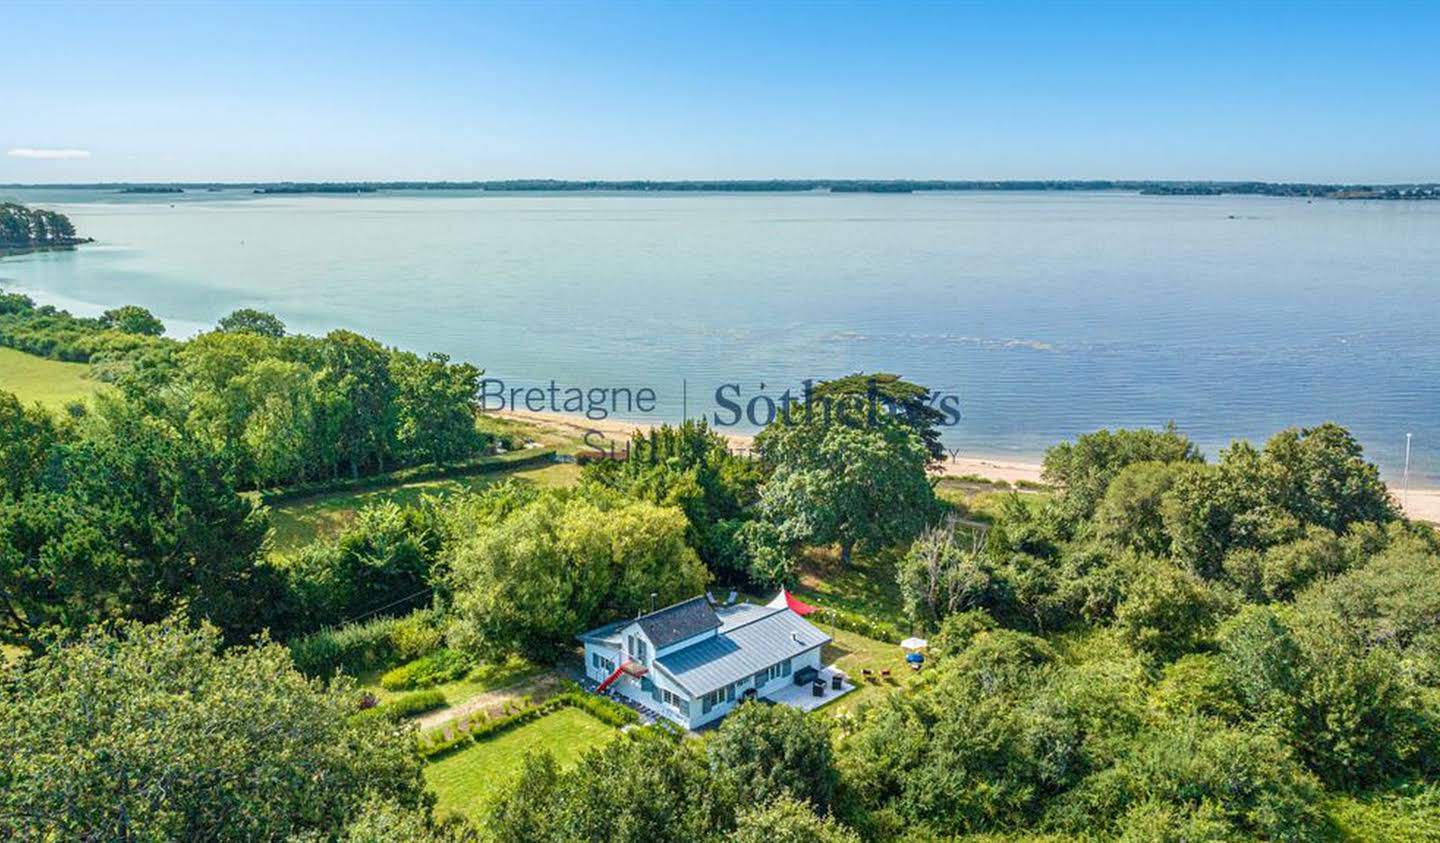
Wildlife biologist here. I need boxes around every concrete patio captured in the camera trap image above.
[765,665,854,712]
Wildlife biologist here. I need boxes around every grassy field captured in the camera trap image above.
[266,461,580,553]
[424,707,618,822]
[0,347,103,409]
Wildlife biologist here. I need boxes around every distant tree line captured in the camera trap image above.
[10,180,1440,197]
[0,203,88,249]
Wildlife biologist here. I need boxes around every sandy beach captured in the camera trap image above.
[496,409,1438,524]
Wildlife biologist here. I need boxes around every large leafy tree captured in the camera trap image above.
[445,491,708,660]
[0,390,61,499]
[320,330,398,478]
[217,307,287,338]
[756,412,934,564]
[810,372,950,462]
[391,350,484,465]
[0,620,428,841]
[583,420,762,579]
[99,304,166,336]
[706,700,839,812]
[1042,423,1201,522]
[0,396,275,650]
[486,729,721,842]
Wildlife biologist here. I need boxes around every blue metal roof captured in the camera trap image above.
[655,607,830,696]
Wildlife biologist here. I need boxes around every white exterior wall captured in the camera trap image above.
[584,642,622,683]
[787,646,823,676]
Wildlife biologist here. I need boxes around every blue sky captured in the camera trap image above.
[4,1,1438,183]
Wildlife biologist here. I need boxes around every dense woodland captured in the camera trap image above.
[1,284,1438,839]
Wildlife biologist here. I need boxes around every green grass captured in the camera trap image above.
[791,548,908,630]
[424,707,618,822]
[266,461,580,553]
[359,654,545,707]
[0,346,103,409]
[818,625,916,713]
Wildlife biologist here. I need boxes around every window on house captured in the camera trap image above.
[662,688,684,709]
[628,634,647,664]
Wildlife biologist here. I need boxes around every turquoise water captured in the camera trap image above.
[1,187,1436,483]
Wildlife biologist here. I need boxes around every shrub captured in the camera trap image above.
[288,609,442,678]
[1114,562,1225,662]
[384,690,447,718]
[380,648,474,691]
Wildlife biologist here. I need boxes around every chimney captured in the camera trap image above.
[650,592,658,612]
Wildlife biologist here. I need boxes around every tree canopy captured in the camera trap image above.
[0,620,427,841]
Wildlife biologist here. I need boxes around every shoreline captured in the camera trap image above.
[493,408,1440,524]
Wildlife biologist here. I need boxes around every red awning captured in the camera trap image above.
[782,589,818,616]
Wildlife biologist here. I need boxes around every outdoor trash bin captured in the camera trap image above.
[831,674,843,690]
[812,679,825,697]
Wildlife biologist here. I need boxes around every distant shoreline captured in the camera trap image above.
[4,179,1439,199]
[494,408,1440,525]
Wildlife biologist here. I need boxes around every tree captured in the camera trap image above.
[1113,562,1224,662]
[1258,423,1397,533]
[809,372,950,462]
[583,420,762,579]
[0,390,61,499]
[320,330,398,478]
[0,397,275,650]
[286,501,440,627]
[898,518,996,626]
[732,797,860,843]
[217,307,287,337]
[391,350,484,465]
[1042,424,1201,522]
[485,728,720,842]
[757,413,934,564]
[0,620,427,841]
[236,357,320,485]
[446,492,707,661]
[99,304,165,336]
[707,701,839,812]
[1094,460,1180,556]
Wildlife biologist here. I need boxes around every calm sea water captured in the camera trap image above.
[1,187,1437,484]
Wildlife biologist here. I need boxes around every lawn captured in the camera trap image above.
[424,707,618,822]
[791,548,908,631]
[0,346,103,409]
[818,625,916,713]
[266,461,580,553]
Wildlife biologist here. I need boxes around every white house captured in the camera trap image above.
[578,593,832,730]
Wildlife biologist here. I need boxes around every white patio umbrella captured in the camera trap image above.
[900,637,928,651]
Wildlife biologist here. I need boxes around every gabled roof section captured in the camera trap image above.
[656,607,831,696]
[635,595,721,649]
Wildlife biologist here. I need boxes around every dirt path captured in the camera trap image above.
[414,671,567,731]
